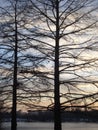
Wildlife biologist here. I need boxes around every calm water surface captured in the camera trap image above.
[2,122,98,130]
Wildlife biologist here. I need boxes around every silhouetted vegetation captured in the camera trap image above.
[0,1,98,130]
[1,109,98,123]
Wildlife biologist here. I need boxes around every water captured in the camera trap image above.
[2,122,98,130]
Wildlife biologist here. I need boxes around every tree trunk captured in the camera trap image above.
[11,1,18,130]
[54,1,62,130]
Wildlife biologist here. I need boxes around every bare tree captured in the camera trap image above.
[25,0,98,130]
[0,0,32,130]
[0,1,50,130]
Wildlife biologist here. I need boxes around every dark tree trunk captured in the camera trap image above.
[11,1,18,130]
[54,1,62,130]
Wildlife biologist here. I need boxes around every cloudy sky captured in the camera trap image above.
[0,0,98,111]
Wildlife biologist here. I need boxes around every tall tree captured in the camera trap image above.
[0,1,49,130]
[0,0,30,130]
[26,0,98,130]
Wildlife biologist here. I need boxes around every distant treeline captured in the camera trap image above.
[1,110,98,122]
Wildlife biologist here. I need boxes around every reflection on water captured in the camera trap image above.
[2,122,98,130]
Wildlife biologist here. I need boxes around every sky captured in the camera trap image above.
[1,0,98,112]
